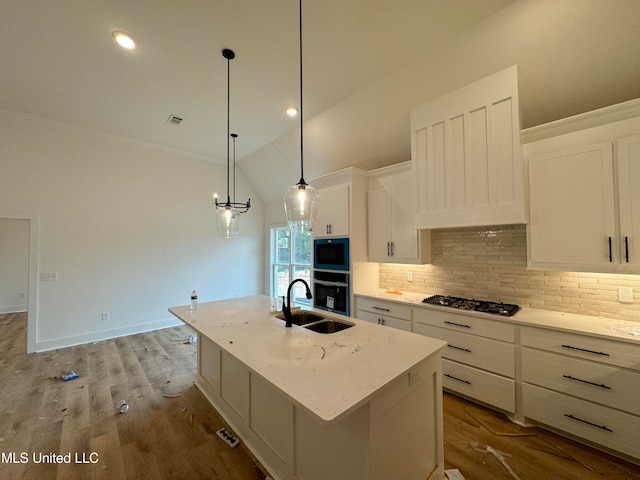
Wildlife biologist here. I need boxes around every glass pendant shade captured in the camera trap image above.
[284,180,320,233]
[283,0,319,233]
[216,204,240,238]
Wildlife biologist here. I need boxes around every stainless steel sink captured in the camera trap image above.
[275,311,326,326]
[304,319,354,334]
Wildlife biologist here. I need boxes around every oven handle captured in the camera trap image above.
[313,279,349,288]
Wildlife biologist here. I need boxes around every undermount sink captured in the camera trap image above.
[275,311,355,334]
[275,311,326,326]
[304,319,354,334]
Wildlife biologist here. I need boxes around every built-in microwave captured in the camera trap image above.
[313,237,349,271]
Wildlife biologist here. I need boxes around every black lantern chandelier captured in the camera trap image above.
[215,48,251,238]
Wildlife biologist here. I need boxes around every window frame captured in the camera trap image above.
[269,226,312,306]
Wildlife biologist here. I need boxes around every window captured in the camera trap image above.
[270,226,311,305]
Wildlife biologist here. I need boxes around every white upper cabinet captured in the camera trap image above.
[527,141,616,267]
[368,163,430,264]
[314,183,349,238]
[617,134,640,266]
[410,65,525,229]
[524,107,640,272]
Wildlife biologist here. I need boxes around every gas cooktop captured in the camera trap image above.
[421,295,520,317]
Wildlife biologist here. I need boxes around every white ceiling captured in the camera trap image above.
[3,0,640,204]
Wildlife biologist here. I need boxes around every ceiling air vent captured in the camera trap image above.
[166,114,183,125]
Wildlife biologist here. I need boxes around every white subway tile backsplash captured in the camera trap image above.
[378,225,640,322]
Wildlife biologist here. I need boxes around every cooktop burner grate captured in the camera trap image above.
[421,295,519,317]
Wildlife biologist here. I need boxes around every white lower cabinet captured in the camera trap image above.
[412,307,516,414]
[521,326,640,461]
[355,296,412,331]
[523,384,640,460]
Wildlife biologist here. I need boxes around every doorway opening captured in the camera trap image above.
[0,213,38,353]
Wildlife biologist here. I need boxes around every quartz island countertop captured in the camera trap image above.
[169,294,446,424]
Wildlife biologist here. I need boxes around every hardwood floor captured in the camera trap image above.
[0,313,265,480]
[1,312,639,480]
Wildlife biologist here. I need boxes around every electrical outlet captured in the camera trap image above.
[618,286,634,303]
[40,272,58,281]
[101,312,110,321]
[407,271,414,282]
[408,368,420,386]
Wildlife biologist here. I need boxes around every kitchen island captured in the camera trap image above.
[169,294,446,480]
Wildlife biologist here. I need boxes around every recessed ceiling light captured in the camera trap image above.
[286,107,299,117]
[113,31,136,50]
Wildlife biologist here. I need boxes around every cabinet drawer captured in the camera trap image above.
[357,310,411,331]
[523,384,640,460]
[522,348,640,416]
[413,307,514,343]
[356,297,411,321]
[413,323,514,377]
[521,326,640,371]
[441,359,515,413]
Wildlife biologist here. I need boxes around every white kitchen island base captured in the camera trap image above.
[170,295,446,480]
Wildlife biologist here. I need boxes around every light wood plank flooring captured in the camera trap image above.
[1,312,639,480]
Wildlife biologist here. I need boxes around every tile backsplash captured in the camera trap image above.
[379,225,640,322]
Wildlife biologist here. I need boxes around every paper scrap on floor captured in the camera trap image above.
[445,469,466,480]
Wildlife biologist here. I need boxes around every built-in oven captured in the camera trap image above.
[313,271,349,316]
[313,237,349,271]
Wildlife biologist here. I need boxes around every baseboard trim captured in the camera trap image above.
[0,305,28,314]
[33,317,183,352]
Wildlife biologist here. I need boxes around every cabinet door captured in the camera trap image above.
[389,175,418,261]
[315,184,349,237]
[528,141,616,267]
[617,134,640,265]
[367,186,391,261]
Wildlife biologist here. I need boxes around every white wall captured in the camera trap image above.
[0,218,29,313]
[0,110,264,351]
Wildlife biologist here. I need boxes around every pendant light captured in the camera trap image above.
[215,48,251,238]
[284,0,320,233]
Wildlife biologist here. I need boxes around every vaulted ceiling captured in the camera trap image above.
[3,0,640,204]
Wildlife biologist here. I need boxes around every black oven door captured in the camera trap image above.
[313,272,349,316]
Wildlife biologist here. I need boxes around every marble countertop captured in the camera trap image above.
[169,295,446,424]
[354,290,640,345]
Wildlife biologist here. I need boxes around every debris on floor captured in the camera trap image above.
[445,469,466,480]
[117,400,130,413]
[61,370,79,381]
[471,441,521,480]
[162,393,182,398]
